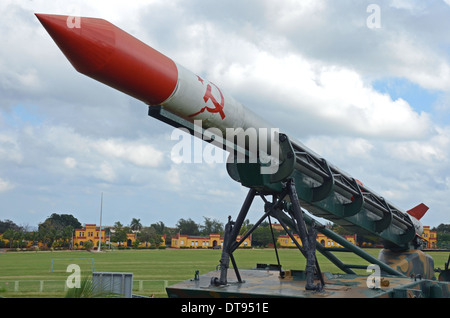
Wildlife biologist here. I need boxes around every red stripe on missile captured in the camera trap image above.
[35,13,178,105]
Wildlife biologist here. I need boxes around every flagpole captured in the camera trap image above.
[98,192,103,252]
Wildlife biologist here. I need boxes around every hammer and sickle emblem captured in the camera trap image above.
[188,76,226,120]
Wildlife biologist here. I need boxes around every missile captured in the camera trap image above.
[35,13,276,159]
[37,13,426,250]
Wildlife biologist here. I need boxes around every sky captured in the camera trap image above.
[0,0,449,230]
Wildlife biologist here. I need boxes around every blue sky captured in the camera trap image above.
[373,78,439,113]
[0,0,449,230]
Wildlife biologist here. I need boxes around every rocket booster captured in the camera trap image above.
[35,14,273,144]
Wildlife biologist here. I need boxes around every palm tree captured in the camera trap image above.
[113,221,123,230]
[130,218,142,238]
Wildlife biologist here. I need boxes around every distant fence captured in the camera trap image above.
[0,279,179,296]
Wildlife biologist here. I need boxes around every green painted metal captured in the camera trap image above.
[225,133,418,251]
[276,205,406,277]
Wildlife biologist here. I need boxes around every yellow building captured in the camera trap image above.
[73,224,106,249]
[171,233,251,249]
[422,226,437,249]
[73,224,167,249]
[118,233,166,248]
[277,232,357,248]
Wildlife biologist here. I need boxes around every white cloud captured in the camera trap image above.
[64,157,77,169]
[305,136,375,162]
[389,0,428,13]
[263,0,326,30]
[0,1,449,228]
[0,177,14,192]
[96,139,164,168]
[220,51,433,139]
[0,133,22,164]
[96,162,116,183]
[0,123,167,189]
[167,166,181,187]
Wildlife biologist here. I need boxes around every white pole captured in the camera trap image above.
[98,192,103,252]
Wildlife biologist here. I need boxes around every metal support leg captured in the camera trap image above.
[212,189,256,286]
[286,178,322,291]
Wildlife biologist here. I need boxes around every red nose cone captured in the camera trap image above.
[36,13,178,105]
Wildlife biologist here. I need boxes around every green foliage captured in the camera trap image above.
[64,276,120,298]
[83,240,94,251]
[138,227,162,247]
[176,218,200,236]
[251,221,283,247]
[0,220,21,233]
[200,217,223,236]
[433,224,450,248]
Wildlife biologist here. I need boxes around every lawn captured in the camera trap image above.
[0,248,448,298]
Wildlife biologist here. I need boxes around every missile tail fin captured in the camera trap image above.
[407,203,429,220]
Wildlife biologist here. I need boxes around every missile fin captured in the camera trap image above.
[407,203,429,220]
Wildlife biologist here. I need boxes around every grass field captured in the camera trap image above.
[0,248,448,298]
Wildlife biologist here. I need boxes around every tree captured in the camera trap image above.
[62,225,74,248]
[83,240,94,251]
[37,213,81,247]
[200,217,224,236]
[130,218,142,233]
[111,229,127,247]
[150,222,177,247]
[0,219,21,233]
[434,224,450,235]
[13,229,26,248]
[150,221,166,235]
[434,223,450,248]
[111,222,128,247]
[25,231,40,247]
[39,213,81,231]
[3,229,15,248]
[239,219,252,236]
[138,227,162,247]
[176,218,200,236]
[251,222,273,247]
